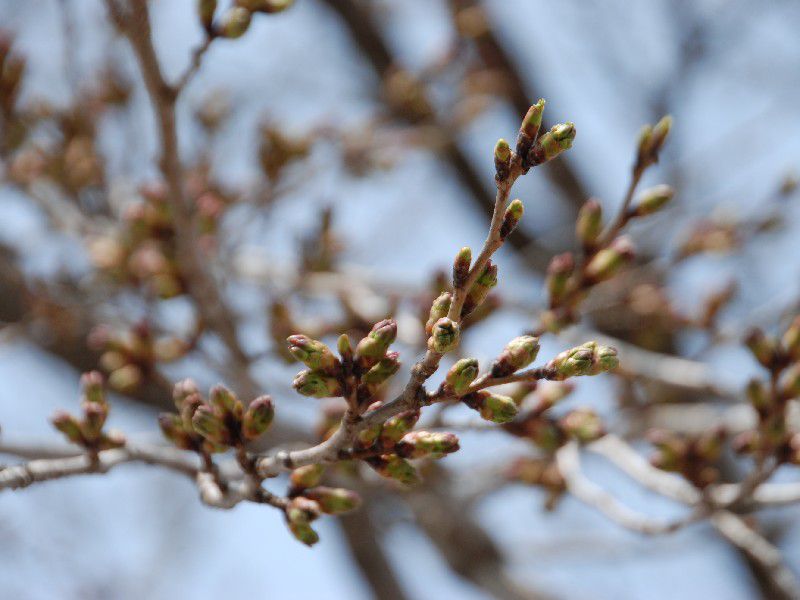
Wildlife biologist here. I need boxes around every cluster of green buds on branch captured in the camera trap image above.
[51,372,126,452]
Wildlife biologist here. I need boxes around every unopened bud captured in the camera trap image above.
[746,379,771,413]
[636,115,671,170]
[584,236,634,282]
[287,335,338,371]
[630,184,674,217]
[242,395,274,440]
[452,247,472,288]
[744,328,776,369]
[81,402,108,441]
[216,7,252,38]
[500,199,524,239]
[304,486,362,514]
[292,369,344,398]
[355,319,397,368]
[429,318,460,353]
[548,341,617,379]
[158,413,194,450]
[464,391,518,424]
[494,138,512,180]
[528,122,576,166]
[362,352,400,386]
[396,431,460,458]
[173,378,200,410]
[781,363,800,399]
[197,0,217,30]
[462,261,497,316]
[369,455,420,486]
[546,252,575,306]
[517,99,545,156]
[210,385,243,420]
[576,199,603,248]
[80,371,105,405]
[52,411,84,445]
[108,364,142,393]
[560,408,604,443]
[379,409,420,447]
[446,358,479,394]
[425,292,452,335]
[491,335,540,377]
[337,333,353,363]
[288,522,319,546]
[290,464,325,489]
[191,405,231,445]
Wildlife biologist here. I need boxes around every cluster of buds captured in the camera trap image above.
[158,379,274,453]
[89,322,189,393]
[511,98,577,171]
[51,372,126,451]
[544,341,619,380]
[649,428,724,488]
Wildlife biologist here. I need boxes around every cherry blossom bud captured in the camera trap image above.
[636,115,671,170]
[52,411,84,445]
[173,378,200,410]
[744,328,777,369]
[379,409,420,447]
[108,364,142,393]
[292,369,344,398]
[462,261,497,316]
[446,358,479,395]
[304,486,361,514]
[287,335,338,371]
[528,122,576,166]
[517,98,545,156]
[500,199,524,239]
[368,455,420,486]
[584,236,635,282]
[216,7,251,38]
[560,408,604,443]
[242,395,274,440]
[290,464,325,489]
[746,379,770,413]
[355,319,397,368]
[191,405,231,445]
[425,292,452,335]
[576,199,603,248]
[337,333,353,364]
[494,138,511,180]
[630,184,674,217]
[197,0,217,31]
[453,247,472,288]
[362,352,401,387]
[396,431,460,459]
[81,402,108,441]
[80,371,105,405]
[463,391,518,423]
[210,385,243,421]
[546,252,575,306]
[491,335,540,377]
[429,318,460,353]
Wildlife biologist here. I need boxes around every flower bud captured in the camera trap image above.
[158,413,195,450]
[425,292,452,335]
[304,486,362,514]
[546,252,575,306]
[584,236,634,282]
[242,395,274,440]
[500,199,524,239]
[210,384,244,421]
[172,378,200,410]
[781,363,800,399]
[239,0,295,13]
[517,98,545,156]
[362,352,401,386]
[337,333,353,364]
[180,394,204,431]
[446,358,479,394]
[80,371,105,405]
[528,122,576,166]
[355,319,397,368]
[491,335,540,377]
[462,261,497,316]
[286,497,320,545]
[494,138,511,180]
[576,199,603,248]
[197,0,217,30]
[429,318,460,353]
[560,408,604,443]
[746,379,771,413]
[396,431,460,459]
[52,411,84,445]
[216,6,252,38]
[379,409,420,447]
[548,341,617,379]
[368,455,420,486]
[287,335,338,371]
[463,391,518,423]
[630,184,674,217]
[452,247,472,288]
[81,402,108,441]
[744,328,776,369]
[636,115,672,170]
[288,522,319,546]
[292,369,344,398]
[782,316,800,361]
[290,464,325,489]
[108,364,142,393]
[191,405,231,445]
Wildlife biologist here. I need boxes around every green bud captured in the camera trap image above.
[500,198,524,239]
[591,344,619,374]
[744,328,776,369]
[452,247,472,289]
[636,115,671,170]
[292,369,344,398]
[242,395,274,440]
[548,341,618,379]
[108,364,142,393]
[630,184,674,217]
[337,333,353,363]
[528,122,576,166]
[462,261,497,316]
[288,521,319,546]
[464,391,518,424]
[746,379,770,413]
[52,411,84,445]
[576,199,603,247]
[191,405,231,445]
[286,496,321,524]
[172,378,200,410]
[80,371,105,405]
[425,292,452,335]
[494,138,512,179]
[81,402,108,441]
[379,409,420,447]
[290,464,325,489]
[446,358,479,395]
[158,413,194,450]
[362,352,400,386]
[210,385,243,420]
[560,408,604,443]
[355,319,397,368]
[546,252,575,306]
[240,0,295,13]
[429,318,460,353]
[781,363,800,399]
[491,335,540,377]
[519,99,545,144]
[304,486,362,514]
[396,431,460,459]
[782,316,800,361]
[584,236,635,282]
[217,7,252,38]
[287,335,338,371]
[197,0,217,30]
[369,455,420,486]
[180,394,204,431]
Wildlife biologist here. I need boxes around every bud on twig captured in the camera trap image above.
[491,335,540,377]
[287,335,338,371]
[290,464,325,489]
[425,292,452,335]
[576,199,603,248]
[198,0,217,31]
[429,318,460,353]
[463,391,518,423]
[548,341,618,379]
[80,371,105,405]
[303,487,361,514]
[368,455,420,486]
[462,261,497,316]
[396,431,460,459]
[52,411,84,445]
[242,395,274,440]
[584,236,634,282]
[546,253,575,306]
[210,384,243,420]
[629,184,674,217]
[528,122,576,166]
[286,497,320,546]
[216,7,252,38]
[292,369,344,398]
[173,378,200,410]
[355,319,397,368]
[517,98,545,157]
[192,405,231,445]
[452,247,472,288]
[500,199,524,239]
[494,138,511,180]
[635,115,671,171]
[560,408,604,443]
[379,409,420,447]
[446,358,479,394]
[744,328,776,369]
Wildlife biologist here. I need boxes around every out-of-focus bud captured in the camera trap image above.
[781,363,800,399]
[238,0,295,13]
[528,122,576,166]
[584,236,635,283]
[216,7,252,38]
[290,464,325,489]
[452,247,472,288]
[782,316,800,361]
[191,405,231,445]
[97,430,126,450]
[576,199,603,248]
[197,0,217,31]
[462,261,497,316]
[429,318,460,353]
[292,369,344,398]
[517,98,545,157]
[647,429,686,472]
[746,379,771,413]
[108,364,143,393]
[287,335,338,371]
[242,395,274,440]
[695,428,725,462]
[286,497,321,545]
[355,319,397,368]
[396,431,460,459]
[180,394,204,431]
[560,408,604,443]
[425,292,452,335]
[304,486,361,514]
[732,430,760,455]
[744,328,777,369]
[362,352,401,387]
[463,391,518,424]
[158,413,194,450]
[287,521,319,546]
[173,378,200,410]
[368,455,420,486]
[491,335,540,377]
[379,409,420,447]
[81,402,108,441]
[546,253,575,307]
[446,358,479,395]
[630,184,674,217]
[500,199,524,239]
[52,411,84,445]
[494,138,512,180]
[210,385,243,420]
[80,371,105,405]
[635,115,671,171]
